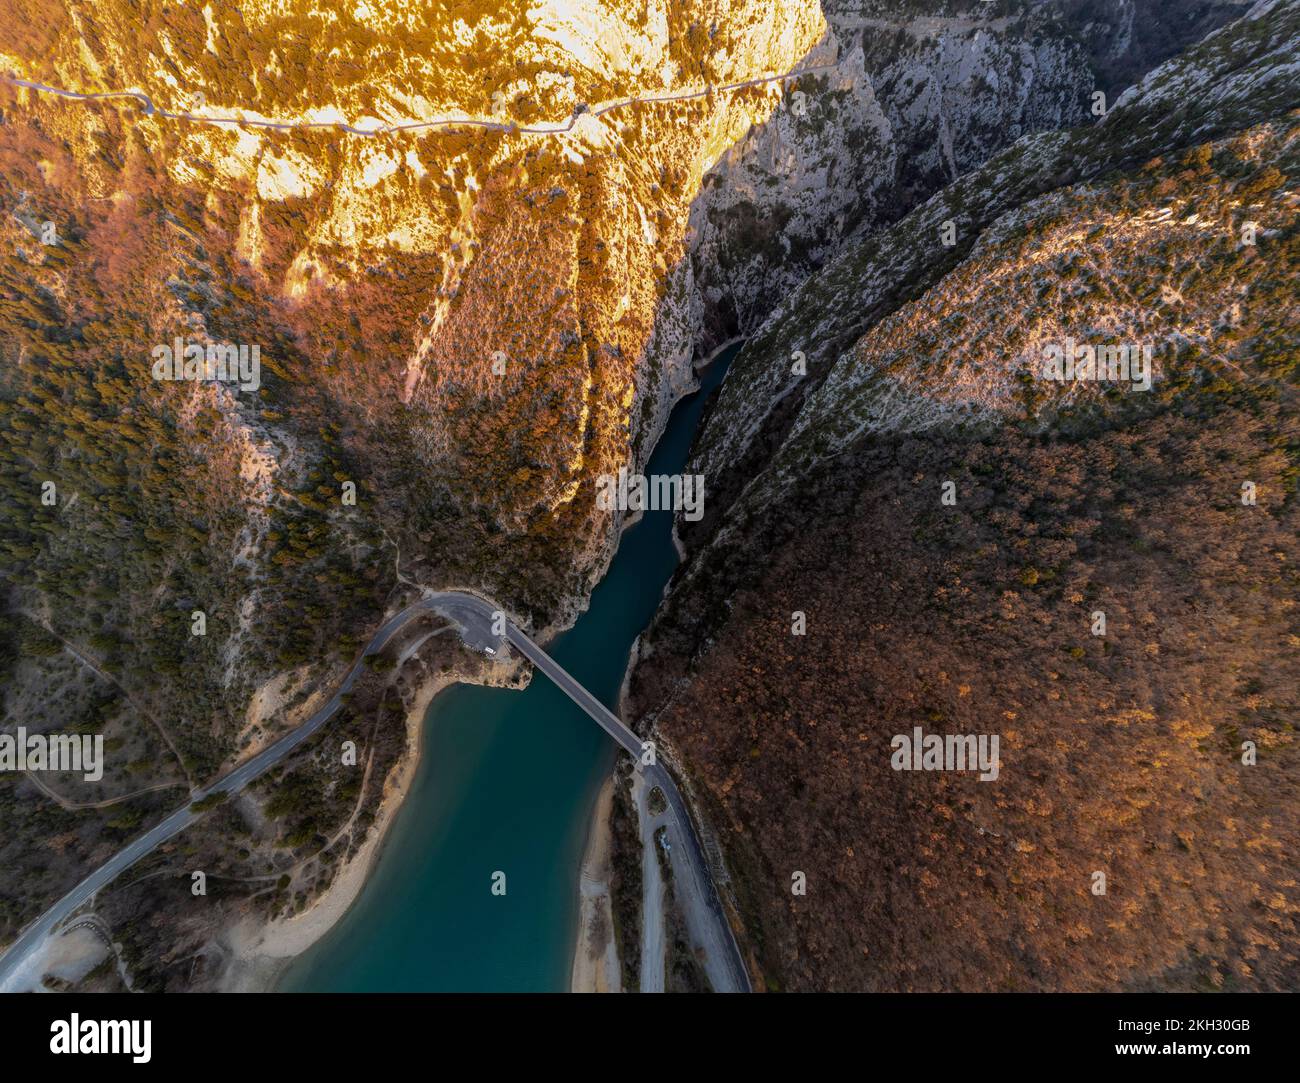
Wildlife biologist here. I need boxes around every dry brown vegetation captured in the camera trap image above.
[636,407,1299,991]
[0,0,821,955]
[630,127,1300,993]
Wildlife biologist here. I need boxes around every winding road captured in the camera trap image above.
[3,62,839,140]
[0,590,749,993]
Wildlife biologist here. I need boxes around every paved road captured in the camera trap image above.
[644,761,749,992]
[3,63,839,140]
[0,590,750,993]
[0,593,440,990]
[500,616,751,992]
[634,774,667,993]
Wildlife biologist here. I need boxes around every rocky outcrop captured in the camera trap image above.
[626,0,1300,992]
[687,0,1298,534]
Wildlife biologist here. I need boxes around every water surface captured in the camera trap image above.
[283,346,737,991]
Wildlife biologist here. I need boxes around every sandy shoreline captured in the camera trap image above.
[213,343,733,993]
[569,774,621,993]
[221,652,620,994]
[216,667,459,992]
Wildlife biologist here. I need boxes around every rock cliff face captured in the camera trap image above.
[628,0,1299,991]
[689,0,1295,528]
[0,0,1269,986]
[686,0,1110,354]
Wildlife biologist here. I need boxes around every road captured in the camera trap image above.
[3,62,839,141]
[634,773,667,993]
[0,590,750,993]
[0,593,437,990]
[501,616,751,992]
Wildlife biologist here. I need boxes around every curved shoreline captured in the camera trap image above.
[218,668,452,991]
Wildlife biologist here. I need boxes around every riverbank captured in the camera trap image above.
[257,343,741,992]
[217,650,527,992]
[569,775,621,992]
[216,668,444,991]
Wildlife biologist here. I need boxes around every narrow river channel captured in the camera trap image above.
[281,345,737,991]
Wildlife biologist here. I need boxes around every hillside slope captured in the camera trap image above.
[0,0,1262,986]
[629,0,1300,991]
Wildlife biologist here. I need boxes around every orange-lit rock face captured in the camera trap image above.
[3,0,1272,994]
[0,4,850,855]
[0,0,825,561]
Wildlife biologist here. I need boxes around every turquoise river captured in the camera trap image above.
[282,344,737,991]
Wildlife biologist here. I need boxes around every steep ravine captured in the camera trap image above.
[626,0,1300,992]
[0,0,1261,988]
